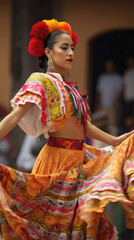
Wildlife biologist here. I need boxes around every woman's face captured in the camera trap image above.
[48,33,74,75]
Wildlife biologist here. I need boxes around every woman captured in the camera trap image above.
[0,19,134,240]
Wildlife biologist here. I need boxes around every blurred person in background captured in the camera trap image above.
[16,134,38,172]
[122,55,134,132]
[96,59,123,135]
[16,134,47,173]
[0,105,16,166]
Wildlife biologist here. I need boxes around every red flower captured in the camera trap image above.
[30,21,49,40]
[72,32,78,47]
[28,38,44,57]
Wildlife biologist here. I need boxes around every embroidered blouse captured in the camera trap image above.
[11,72,90,138]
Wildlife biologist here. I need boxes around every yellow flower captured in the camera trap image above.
[42,19,59,33]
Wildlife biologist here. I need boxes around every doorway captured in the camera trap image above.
[88,29,134,111]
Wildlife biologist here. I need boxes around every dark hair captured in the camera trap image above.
[38,30,69,73]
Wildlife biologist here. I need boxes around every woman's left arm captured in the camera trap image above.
[86,120,134,146]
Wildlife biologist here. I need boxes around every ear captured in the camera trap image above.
[44,47,51,59]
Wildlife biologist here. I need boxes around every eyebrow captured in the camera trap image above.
[60,43,74,47]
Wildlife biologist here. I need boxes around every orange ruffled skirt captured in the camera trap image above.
[0,134,134,240]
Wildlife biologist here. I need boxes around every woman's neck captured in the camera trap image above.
[47,68,71,82]
[53,67,66,79]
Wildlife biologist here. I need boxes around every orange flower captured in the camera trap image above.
[58,22,72,36]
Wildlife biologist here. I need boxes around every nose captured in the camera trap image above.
[68,47,73,56]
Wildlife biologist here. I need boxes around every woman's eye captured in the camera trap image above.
[61,46,67,50]
[60,46,74,51]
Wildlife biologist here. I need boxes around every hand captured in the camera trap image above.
[114,130,134,146]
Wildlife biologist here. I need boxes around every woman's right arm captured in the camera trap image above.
[0,102,34,140]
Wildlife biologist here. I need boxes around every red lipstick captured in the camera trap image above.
[66,59,73,62]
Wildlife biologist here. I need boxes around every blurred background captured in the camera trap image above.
[0,0,134,239]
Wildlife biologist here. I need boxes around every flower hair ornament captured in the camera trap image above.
[28,19,78,57]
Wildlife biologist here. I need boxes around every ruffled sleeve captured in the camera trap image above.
[10,72,66,137]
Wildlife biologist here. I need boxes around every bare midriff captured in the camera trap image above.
[50,116,84,140]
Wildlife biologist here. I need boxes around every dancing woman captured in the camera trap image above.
[0,19,134,239]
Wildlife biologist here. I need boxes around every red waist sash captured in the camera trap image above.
[48,136,83,150]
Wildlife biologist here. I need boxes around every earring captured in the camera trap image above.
[67,69,70,80]
[65,69,70,81]
[47,57,54,72]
